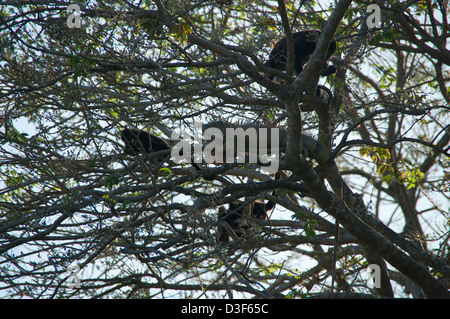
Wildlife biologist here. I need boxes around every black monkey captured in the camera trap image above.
[120,128,202,171]
[264,30,337,78]
[121,128,170,156]
[217,200,275,243]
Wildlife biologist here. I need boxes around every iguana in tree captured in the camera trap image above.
[202,121,364,210]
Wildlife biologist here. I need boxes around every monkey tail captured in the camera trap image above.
[263,171,281,212]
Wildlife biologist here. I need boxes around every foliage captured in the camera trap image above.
[0,0,449,299]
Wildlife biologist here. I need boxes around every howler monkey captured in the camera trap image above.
[120,128,202,171]
[217,200,275,243]
[264,30,337,77]
[121,128,169,156]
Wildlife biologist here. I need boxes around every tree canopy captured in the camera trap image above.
[1,0,449,299]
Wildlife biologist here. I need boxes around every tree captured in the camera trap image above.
[0,0,449,299]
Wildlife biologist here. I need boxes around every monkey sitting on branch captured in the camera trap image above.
[120,128,202,172]
[264,30,337,78]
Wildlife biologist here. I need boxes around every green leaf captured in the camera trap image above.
[68,56,81,68]
[159,167,172,176]
[105,175,120,190]
[305,219,318,240]
[381,174,394,185]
